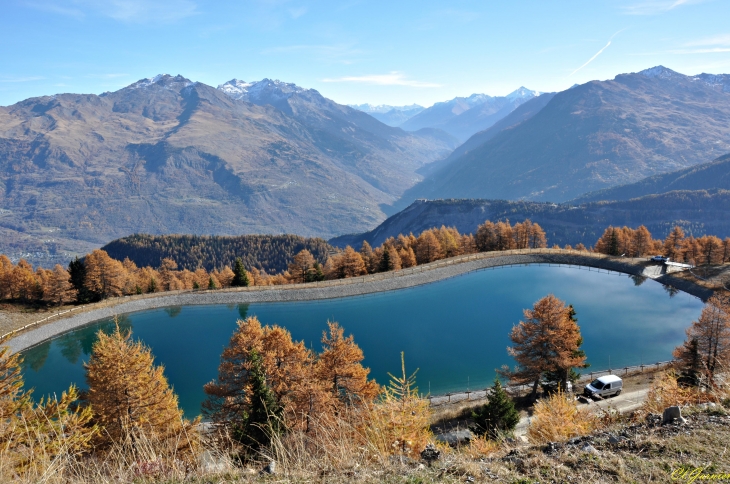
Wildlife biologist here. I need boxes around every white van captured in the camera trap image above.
[583,375,623,398]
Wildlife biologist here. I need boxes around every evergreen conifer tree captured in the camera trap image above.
[208,276,217,290]
[379,248,391,273]
[68,257,91,303]
[231,257,250,287]
[232,350,283,453]
[305,262,325,282]
[471,378,520,438]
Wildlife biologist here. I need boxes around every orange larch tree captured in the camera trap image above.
[502,295,588,399]
[316,321,380,407]
[673,294,730,386]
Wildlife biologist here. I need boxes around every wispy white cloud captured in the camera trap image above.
[568,30,625,77]
[23,2,85,19]
[0,76,45,83]
[322,72,441,88]
[621,0,707,15]
[22,0,198,23]
[667,33,730,54]
[685,33,730,47]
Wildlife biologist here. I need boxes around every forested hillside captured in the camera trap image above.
[332,190,730,249]
[102,234,333,272]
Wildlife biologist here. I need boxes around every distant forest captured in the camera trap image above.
[102,234,333,273]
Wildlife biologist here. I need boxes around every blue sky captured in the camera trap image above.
[2,0,729,107]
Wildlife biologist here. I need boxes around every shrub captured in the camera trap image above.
[527,390,595,444]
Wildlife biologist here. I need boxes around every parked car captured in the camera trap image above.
[650,255,669,262]
[583,375,623,398]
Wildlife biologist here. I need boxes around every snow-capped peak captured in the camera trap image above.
[639,66,682,80]
[128,74,195,90]
[693,73,730,93]
[506,86,540,99]
[217,79,253,97]
[218,78,307,102]
[349,103,423,113]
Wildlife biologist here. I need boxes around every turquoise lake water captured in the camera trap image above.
[20,265,704,418]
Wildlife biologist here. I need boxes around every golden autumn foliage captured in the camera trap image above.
[0,343,96,476]
[503,295,587,399]
[2,221,728,308]
[205,317,380,443]
[673,294,730,386]
[527,390,596,444]
[362,353,431,459]
[84,324,198,453]
[643,371,705,414]
[317,321,381,406]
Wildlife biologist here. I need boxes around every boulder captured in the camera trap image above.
[261,460,276,475]
[581,443,599,454]
[662,406,682,425]
[420,443,441,466]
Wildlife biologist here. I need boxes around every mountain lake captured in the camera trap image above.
[20,264,704,418]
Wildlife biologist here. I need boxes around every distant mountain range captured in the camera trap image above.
[0,75,456,265]
[349,87,540,141]
[392,66,730,211]
[573,153,730,203]
[347,103,425,127]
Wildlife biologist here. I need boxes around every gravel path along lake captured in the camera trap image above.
[6,249,713,353]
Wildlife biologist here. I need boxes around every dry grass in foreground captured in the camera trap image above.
[3,401,727,484]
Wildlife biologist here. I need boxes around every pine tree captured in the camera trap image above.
[305,262,325,282]
[208,276,217,290]
[379,246,391,272]
[68,257,91,303]
[232,257,250,287]
[232,350,283,453]
[471,378,520,438]
[84,324,192,448]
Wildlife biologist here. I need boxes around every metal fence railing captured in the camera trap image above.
[428,360,674,406]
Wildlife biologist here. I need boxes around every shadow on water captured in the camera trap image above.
[22,341,50,372]
[629,274,647,286]
[237,303,249,321]
[164,306,182,318]
[23,314,134,371]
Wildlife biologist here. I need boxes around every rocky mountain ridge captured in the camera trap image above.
[0,74,456,266]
